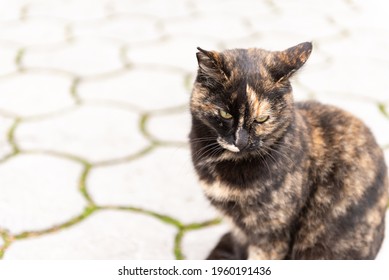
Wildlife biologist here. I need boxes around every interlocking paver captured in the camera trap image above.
[23,37,123,77]
[182,223,229,260]
[73,16,163,44]
[0,72,74,117]
[88,147,218,224]
[0,48,18,75]
[0,0,388,260]
[0,154,85,233]
[111,0,192,19]
[15,105,147,163]
[127,36,219,72]
[164,15,252,41]
[78,69,189,111]
[0,18,66,47]
[4,210,176,259]
[147,109,190,144]
[27,0,108,22]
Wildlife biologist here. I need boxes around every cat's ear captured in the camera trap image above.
[196,47,227,84]
[270,42,313,83]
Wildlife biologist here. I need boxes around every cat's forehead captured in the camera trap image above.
[222,48,272,73]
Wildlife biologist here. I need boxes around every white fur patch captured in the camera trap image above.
[217,137,239,152]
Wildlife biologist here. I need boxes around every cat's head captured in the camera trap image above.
[190,42,312,155]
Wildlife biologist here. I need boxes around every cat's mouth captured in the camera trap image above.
[217,137,240,153]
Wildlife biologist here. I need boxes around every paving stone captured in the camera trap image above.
[73,16,162,44]
[319,30,389,63]
[313,95,389,146]
[182,222,229,260]
[4,210,176,259]
[0,18,66,47]
[23,37,123,77]
[78,69,189,111]
[88,147,218,223]
[27,0,108,22]
[128,36,219,72]
[147,109,190,144]
[192,0,271,17]
[0,72,74,117]
[249,11,340,41]
[112,0,192,19]
[0,154,85,234]
[332,0,389,31]
[0,116,13,158]
[298,57,389,102]
[0,48,18,75]
[164,15,251,41]
[16,105,147,162]
[0,0,25,21]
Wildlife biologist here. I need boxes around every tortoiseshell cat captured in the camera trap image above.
[189,42,389,260]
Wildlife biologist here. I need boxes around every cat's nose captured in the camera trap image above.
[234,128,249,150]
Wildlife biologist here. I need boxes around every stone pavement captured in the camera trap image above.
[0,0,388,260]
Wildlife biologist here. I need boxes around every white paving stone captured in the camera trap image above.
[88,147,218,223]
[0,154,86,234]
[0,48,17,75]
[298,57,389,102]
[0,18,66,47]
[249,11,340,41]
[128,36,219,72]
[27,0,108,22]
[79,69,189,111]
[193,0,271,17]
[182,222,229,260]
[112,0,192,19]
[74,16,162,44]
[319,30,389,64]
[16,105,147,162]
[164,15,251,41]
[4,210,176,259]
[0,0,24,21]
[0,116,13,158]
[0,72,74,117]
[148,109,190,144]
[24,37,123,77]
[313,95,389,147]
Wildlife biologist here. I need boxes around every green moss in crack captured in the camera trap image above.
[79,164,95,206]
[378,103,389,119]
[174,229,185,260]
[0,230,13,259]
[14,205,97,240]
[8,118,21,154]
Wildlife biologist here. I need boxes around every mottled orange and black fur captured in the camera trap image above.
[189,42,389,259]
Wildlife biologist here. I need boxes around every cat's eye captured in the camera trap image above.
[255,115,269,124]
[219,110,233,120]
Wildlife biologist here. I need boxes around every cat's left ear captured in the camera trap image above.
[270,42,313,82]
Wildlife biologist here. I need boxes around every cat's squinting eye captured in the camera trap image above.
[219,110,233,120]
[255,115,269,124]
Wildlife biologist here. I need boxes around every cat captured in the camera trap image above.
[189,42,389,260]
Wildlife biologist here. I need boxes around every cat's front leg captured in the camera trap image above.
[247,240,289,260]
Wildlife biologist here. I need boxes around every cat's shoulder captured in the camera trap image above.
[295,100,360,124]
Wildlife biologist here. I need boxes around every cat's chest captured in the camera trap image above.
[199,161,305,231]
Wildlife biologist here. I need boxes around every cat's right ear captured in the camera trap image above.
[196,47,227,84]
